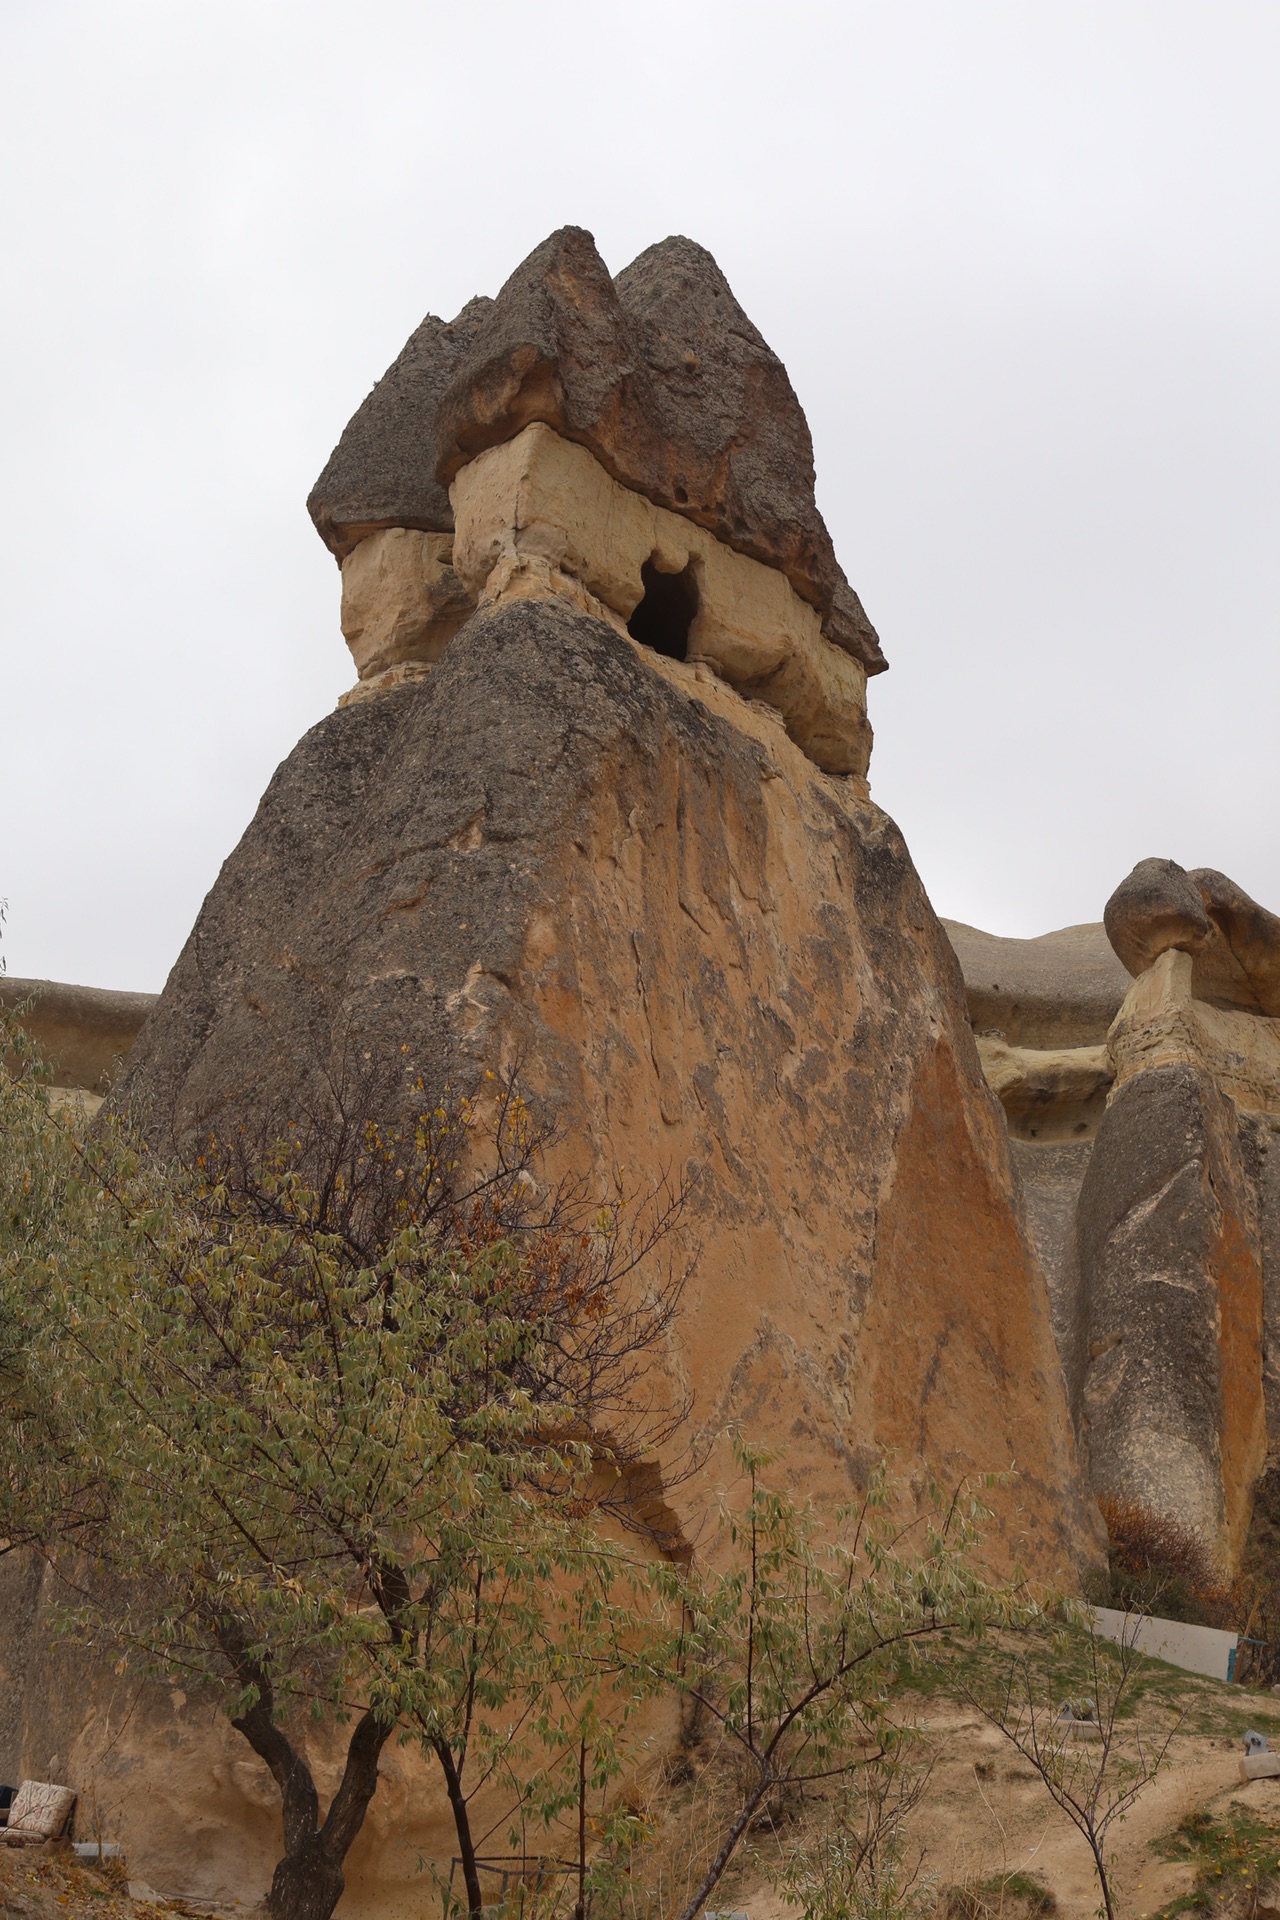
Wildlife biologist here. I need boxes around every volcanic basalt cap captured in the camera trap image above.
[1105,857,1280,1014]
[308,226,886,676]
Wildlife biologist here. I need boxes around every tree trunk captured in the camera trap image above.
[216,1619,391,1920]
[574,1740,587,1920]
[253,1711,393,1920]
[267,1842,348,1920]
[434,1739,485,1919]
[671,1773,773,1920]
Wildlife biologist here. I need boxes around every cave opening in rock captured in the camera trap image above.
[627,558,698,661]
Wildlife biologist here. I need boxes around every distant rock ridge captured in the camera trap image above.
[0,976,154,1102]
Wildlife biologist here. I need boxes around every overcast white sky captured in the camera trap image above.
[3,2,1277,991]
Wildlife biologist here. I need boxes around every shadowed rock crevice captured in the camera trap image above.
[627,557,698,661]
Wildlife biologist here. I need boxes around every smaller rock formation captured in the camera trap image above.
[949,862,1280,1575]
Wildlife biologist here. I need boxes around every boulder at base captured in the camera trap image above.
[49,595,1099,1908]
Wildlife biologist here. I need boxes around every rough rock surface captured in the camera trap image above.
[1072,1061,1267,1568]
[116,603,1085,1573]
[1241,1114,1280,1439]
[1105,858,1280,1015]
[311,227,885,673]
[1010,1139,1094,1411]
[306,296,493,560]
[81,595,1099,1902]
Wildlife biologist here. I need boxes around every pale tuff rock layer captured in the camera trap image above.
[449,424,871,777]
[974,1035,1112,1144]
[339,528,475,679]
[310,226,885,673]
[1109,947,1280,1118]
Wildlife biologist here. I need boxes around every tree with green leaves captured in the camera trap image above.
[0,1023,683,1920]
[639,1444,1034,1920]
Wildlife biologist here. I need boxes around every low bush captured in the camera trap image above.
[943,1872,1057,1919]
[1096,1496,1245,1630]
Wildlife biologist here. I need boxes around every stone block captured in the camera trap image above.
[339,528,475,680]
[1108,948,1280,1121]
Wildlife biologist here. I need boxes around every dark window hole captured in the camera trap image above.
[627,558,698,661]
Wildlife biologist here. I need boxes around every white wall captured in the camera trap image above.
[1092,1605,1239,1682]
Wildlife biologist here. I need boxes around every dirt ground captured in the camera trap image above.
[696,1684,1280,1920]
[896,1701,1261,1917]
[6,1663,1280,1920]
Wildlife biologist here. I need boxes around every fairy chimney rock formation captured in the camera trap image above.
[49,229,1107,1905]
[1071,861,1280,1571]
[950,861,1280,1576]
[308,227,882,778]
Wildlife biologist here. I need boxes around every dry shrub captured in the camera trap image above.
[1235,1465,1280,1686]
[600,1752,749,1920]
[1097,1495,1245,1630]
[941,1872,1057,1920]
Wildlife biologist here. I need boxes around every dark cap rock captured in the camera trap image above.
[307,295,493,561]
[1104,858,1214,978]
[1186,868,1280,1016]
[1104,857,1280,1015]
[310,226,885,673]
